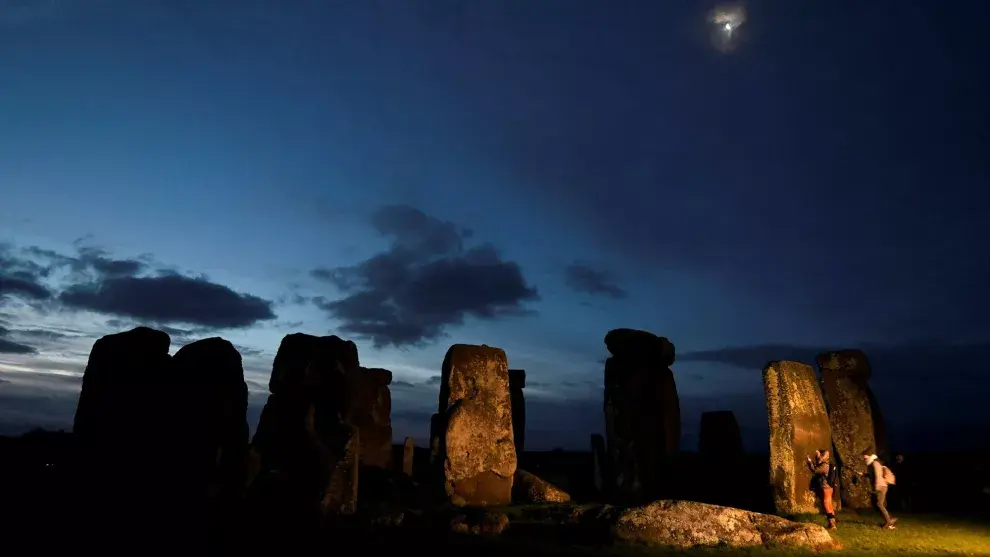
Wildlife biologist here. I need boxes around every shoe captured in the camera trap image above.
[889,517,898,525]
[827,518,837,530]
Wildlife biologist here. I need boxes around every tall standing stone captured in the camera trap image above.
[402,437,415,477]
[171,337,249,502]
[508,369,526,458]
[249,333,359,515]
[602,328,681,503]
[763,360,833,515]
[816,349,880,509]
[435,344,516,506]
[698,410,745,507]
[699,411,744,460]
[343,367,393,469]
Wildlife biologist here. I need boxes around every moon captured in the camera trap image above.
[709,3,747,53]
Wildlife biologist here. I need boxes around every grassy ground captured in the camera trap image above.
[463,509,990,557]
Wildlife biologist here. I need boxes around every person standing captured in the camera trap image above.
[806,449,837,530]
[861,451,898,529]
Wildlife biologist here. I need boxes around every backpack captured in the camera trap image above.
[882,465,897,485]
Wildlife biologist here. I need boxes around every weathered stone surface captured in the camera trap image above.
[590,433,607,493]
[318,423,359,515]
[343,367,393,469]
[603,331,680,503]
[612,500,835,550]
[268,333,358,395]
[763,361,832,515]
[604,328,675,366]
[171,337,249,500]
[513,469,571,503]
[402,437,415,477]
[450,510,510,536]
[816,349,871,379]
[250,333,357,513]
[73,326,173,448]
[508,368,526,457]
[436,344,516,506]
[817,352,877,509]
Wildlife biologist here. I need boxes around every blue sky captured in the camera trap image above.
[1,1,987,452]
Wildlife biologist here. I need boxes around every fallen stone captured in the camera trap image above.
[450,510,510,536]
[436,344,516,506]
[763,360,833,515]
[612,500,835,550]
[513,469,572,503]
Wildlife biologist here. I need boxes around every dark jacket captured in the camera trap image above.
[808,459,832,489]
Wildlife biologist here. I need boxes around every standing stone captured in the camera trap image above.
[171,337,249,502]
[73,327,177,548]
[435,344,517,506]
[602,328,681,503]
[318,423,359,515]
[698,410,745,507]
[402,437,415,477]
[816,349,879,510]
[763,360,833,516]
[343,367,393,469]
[508,369,526,458]
[249,333,359,514]
[699,411,744,459]
[590,433,607,494]
[429,413,443,467]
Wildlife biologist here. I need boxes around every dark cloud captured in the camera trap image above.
[60,274,276,329]
[563,263,627,299]
[391,380,417,389]
[0,326,37,355]
[1,241,278,331]
[0,337,37,355]
[310,205,539,348]
[425,374,442,385]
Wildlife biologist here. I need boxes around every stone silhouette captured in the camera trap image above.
[763,360,833,515]
[250,333,360,516]
[699,411,744,460]
[816,349,880,509]
[429,413,442,467]
[602,328,681,503]
[434,344,517,506]
[508,369,526,457]
[402,437,415,477]
[697,410,746,507]
[343,367,393,469]
[171,337,249,501]
[72,327,214,549]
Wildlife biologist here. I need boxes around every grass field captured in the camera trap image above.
[453,510,990,557]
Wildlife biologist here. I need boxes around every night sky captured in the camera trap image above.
[1,1,987,452]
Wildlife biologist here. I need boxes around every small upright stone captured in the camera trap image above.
[763,360,832,515]
[402,437,415,477]
[508,369,526,457]
[435,344,516,506]
[590,433,608,494]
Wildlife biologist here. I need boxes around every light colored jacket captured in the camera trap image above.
[869,459,887,490]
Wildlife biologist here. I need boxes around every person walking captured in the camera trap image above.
[861,451,898,529]
[806,449,837,529]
